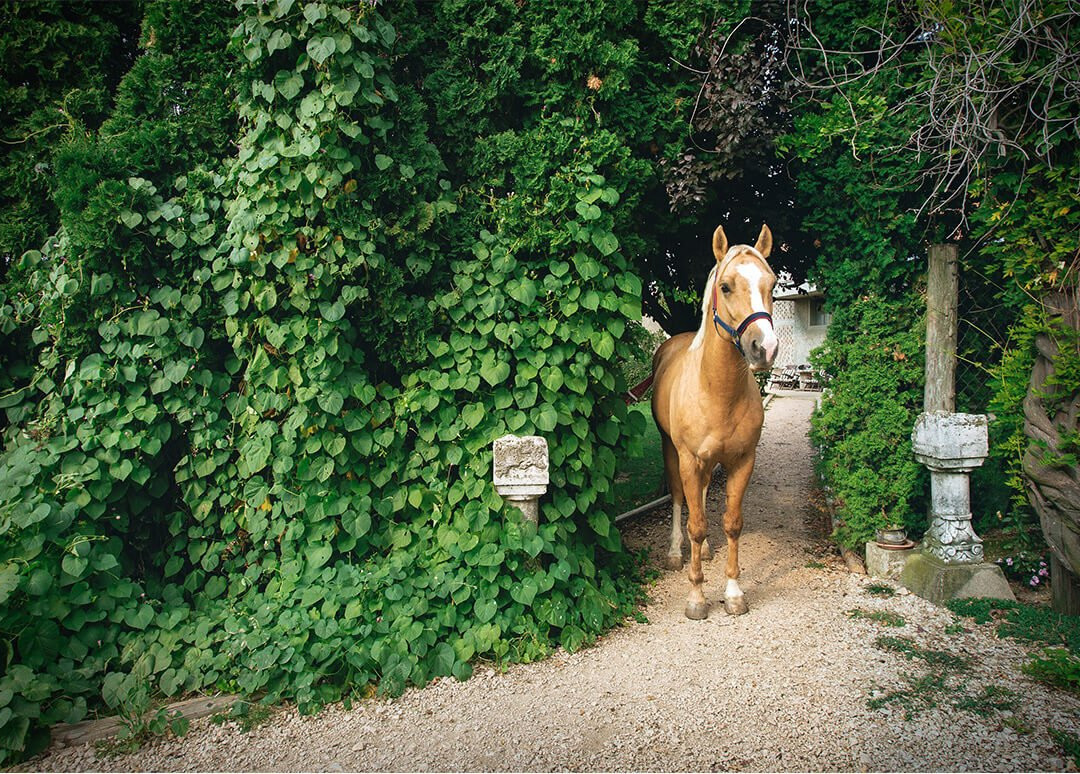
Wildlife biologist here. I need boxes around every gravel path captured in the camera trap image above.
[32,394,1080,772]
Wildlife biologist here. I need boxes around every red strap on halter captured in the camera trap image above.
[625,374,654,404]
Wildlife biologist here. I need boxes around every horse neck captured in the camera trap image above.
[695,324,754,408]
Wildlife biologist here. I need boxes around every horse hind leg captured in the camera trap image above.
[679,455,711,620]
[661,435,685,570]
[700,483,713,561]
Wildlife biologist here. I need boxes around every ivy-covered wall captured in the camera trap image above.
[0,0,784,761]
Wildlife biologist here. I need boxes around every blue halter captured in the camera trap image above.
[711,282,773,356]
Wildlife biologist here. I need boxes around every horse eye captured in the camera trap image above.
[720,283,731,294]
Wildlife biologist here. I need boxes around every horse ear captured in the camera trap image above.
[756,224,773,258]
[754,224,773,258]
[712,225,728,263]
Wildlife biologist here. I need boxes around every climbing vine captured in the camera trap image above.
[0,0,723,761]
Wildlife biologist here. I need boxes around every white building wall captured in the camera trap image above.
[773,300,796,366]
[773,298,828,367]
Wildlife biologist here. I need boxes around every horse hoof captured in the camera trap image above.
[723,595,749,616]
[685,600,710,620]
[664,554,683,571]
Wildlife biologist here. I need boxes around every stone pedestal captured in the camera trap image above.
[493,435,549,524]
[901,552,1014,602]
[902,412,1014,603]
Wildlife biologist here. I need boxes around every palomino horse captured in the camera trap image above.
[651,224,778,619]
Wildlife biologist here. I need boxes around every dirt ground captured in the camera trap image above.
[30,393,1080,772]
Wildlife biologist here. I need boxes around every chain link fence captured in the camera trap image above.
[955,261,1022,415]
[955,258,1028,527]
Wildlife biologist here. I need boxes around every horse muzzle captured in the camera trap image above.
[743,322,779,372]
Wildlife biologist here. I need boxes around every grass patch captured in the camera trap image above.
[874,635,971,670]
[1004,716,1033,734]
[952,684,1020,715]
[867,672,1019,722]
[947,597,1080,693]
[867,636,1021,722]
[847,608,906,627]
[865,583,896,598]
[805,559,826,569]
[1021,648,1080,694]
[1051,728,1080,768]
[93,705,189,758]
[612,403,665,515]
[946,598,1080,651]
[867,671,949,719]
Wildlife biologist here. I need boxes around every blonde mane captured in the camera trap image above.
[688,244,764,351]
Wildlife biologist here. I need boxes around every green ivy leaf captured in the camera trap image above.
[479,359,510,387]
[275,71,304,100]
[473,598,496,623]
[591,230,619,256]
[507,279,537,306]
[534,404,558,432]
[319,300,345,322]
[0,564,20,605]
[306,36,336,65]
[510,577,538,606]
[574,201,602,221]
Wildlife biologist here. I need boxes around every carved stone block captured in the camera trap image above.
[912,411,989,470]
[492,435,549,498]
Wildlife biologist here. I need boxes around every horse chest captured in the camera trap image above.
[696,429,753,465]
[679,406,761,465]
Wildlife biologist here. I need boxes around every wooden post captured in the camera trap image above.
[924,243,959,412]
[1051,554,1080,615]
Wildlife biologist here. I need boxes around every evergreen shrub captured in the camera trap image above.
[809,294,928,548]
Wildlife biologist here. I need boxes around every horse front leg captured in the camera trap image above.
[661,434,685,570]
[721,453,756,616]
[679,455,711,619]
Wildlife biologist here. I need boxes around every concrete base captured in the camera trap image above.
[900,550,1015,605]
[865,542,918,581]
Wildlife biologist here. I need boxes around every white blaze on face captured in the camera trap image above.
[735,263,778,362]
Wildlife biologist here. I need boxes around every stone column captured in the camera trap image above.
[492,435,549,524]
[901,412,1014,602]
[912,412,989,563]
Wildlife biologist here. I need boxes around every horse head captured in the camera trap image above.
[709,224,779,371]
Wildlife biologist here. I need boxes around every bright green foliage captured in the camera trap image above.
[809,295,927,548]
[0,0,239,761]
[947,597,1080,652]
[0,0,728,762]
[779,3,933,548]
[1051,728,1080,768]
[948,596,1080,698]
[778,90,926,310]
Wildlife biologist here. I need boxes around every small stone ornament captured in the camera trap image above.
[492,435,549,523]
